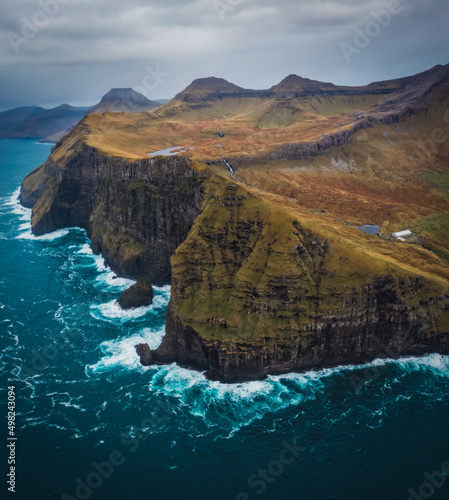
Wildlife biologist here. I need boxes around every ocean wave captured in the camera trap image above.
[2,187,73,240]
[95,271,135,290]
[77,243,93,255]
[90,299,153,322]
[86,327,166,374]
[145,353,449,435]
[338,352,449,379]
[90,283,171,322]
[146,363,324,435]
[15,227,70,241]
[2,187,31,220]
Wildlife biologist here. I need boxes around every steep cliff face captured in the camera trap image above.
[21,140,206,285]
[147,176,449,381]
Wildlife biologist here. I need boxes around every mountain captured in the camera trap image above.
[0,104,90,142]
[20,63,449,381]
[174,76,250,102]
[268,74,339,97]
[0,105,45,134]
[89,88,159,114]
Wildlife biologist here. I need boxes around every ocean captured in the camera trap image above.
[0,139,448,500]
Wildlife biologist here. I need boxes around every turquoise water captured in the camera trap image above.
[0,139,448,500]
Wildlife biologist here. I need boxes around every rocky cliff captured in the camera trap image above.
[21,136,206,285]
[20,64,449,381]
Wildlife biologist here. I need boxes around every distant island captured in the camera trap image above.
[20,64,449,382]
[0,88,160,142]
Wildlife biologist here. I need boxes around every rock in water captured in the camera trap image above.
[135,343,153,366]
[118,278,154,309]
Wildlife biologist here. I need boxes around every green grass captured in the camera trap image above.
[424,172,449,197]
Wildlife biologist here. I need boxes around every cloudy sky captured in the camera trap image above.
[0,0,448,109]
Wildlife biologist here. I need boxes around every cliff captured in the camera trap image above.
[148,177,449,381]
[20,64,449,381]
[21,137,206,285]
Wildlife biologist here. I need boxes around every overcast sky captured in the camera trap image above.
[0,0,448,109]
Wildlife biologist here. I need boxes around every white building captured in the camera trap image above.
[392,230,413,238]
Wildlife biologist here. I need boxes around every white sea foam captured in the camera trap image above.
[77,243,92,255]
[2,187,31,222]
[145,353,449,433]
[15,227,70,241]
[87,327,165,373]
[4,187,24,209]
[384,352,449,376]
[95,271,135,290]
[86,252,136,290]
[321,352,449,378]
[90,299,153,321]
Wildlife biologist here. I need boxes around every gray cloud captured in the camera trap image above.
[0,0,448,109]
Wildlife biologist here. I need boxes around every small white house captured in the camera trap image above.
[392,230,413,238]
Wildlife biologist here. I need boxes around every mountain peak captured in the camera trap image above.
[174,77,245,101]
[270,74,337,96]
[90,88,159,114]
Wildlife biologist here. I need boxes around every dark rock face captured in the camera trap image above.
[151,277,449,382]
[21,144,205,285]
[118,278,154,309]
[135,343,153,366]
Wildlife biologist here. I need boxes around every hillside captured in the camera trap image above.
[20,63,449,381]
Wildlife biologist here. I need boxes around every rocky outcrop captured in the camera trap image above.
[135,343,153,366]
[118,278,154,309]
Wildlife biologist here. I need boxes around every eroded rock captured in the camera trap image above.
[118,278,154,309]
